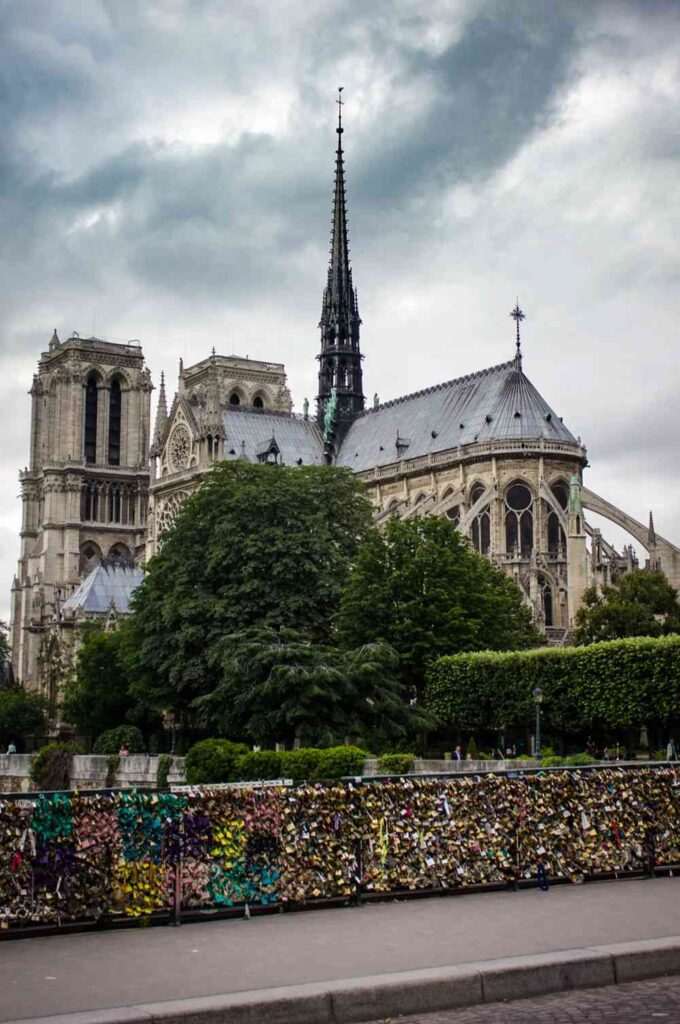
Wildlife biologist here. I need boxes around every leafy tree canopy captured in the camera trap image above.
[574,571,680,645]
[0,621,10,667]
[0,689,45,748]
[61,627,137,742]
[194,625,426,748]
[127,462,373,715]
[336,516,540,693]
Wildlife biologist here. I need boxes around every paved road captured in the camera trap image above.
[1,878,679,1021]
[367,975,680,1022]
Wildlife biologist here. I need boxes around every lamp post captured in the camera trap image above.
[533,686,543,762]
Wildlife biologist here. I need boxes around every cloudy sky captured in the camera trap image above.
[1,0,679,618]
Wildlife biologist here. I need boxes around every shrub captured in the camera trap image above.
[377,753,416,775]
[0,689,45,747]
[184,739,249,785]
[105,754,120,787]
[30,742,82,791]
[314,745,368,779]
[540,746,557,759]
[93,725,144,755]
[236,750,282,781]
[156,754,172,790]
[279,748,323,781]
[426,635,680,734]
[466,737,478,760]
[564,753,596,766]
[539,756,565,767]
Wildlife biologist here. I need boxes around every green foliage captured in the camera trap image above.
[377,753,416,775]
[337,516,540,694]
[156,754,172,790]
[93,725,144,755]
[30,743,82,791]
[426,635,680,734]
[466,737,478,759]
[540,746,557,758]
[0,689,45,747]
[564,753,596,766]
[279,747,322,781]
[236,749,283,781]
[575,572,680,645]
[194,626,422,748]
[61,628,136,741]
[127,462,373,715]
[540,756,564,767]
[314,745,368,779]
[184,739,249,785]
[105,755,120,788]
[0,620,10,666]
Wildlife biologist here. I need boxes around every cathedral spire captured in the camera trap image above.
[151,371,168,455]
[317,88,364,446]
[648,509,657,548]
[510,301,525,368]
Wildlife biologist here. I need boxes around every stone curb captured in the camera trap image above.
[6,936,680,1024]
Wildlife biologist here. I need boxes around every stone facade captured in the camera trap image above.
[10,333,151,706]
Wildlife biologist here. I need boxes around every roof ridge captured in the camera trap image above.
[362,359,517,415]
[225,406,314,423]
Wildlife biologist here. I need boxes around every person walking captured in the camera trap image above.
[454,744,463,761]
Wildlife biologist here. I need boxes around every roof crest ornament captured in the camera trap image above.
[510,300,525,368]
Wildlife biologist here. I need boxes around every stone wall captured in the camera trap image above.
[0,754,185,793]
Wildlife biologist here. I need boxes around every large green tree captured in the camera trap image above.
[575,571,680,645]
[61,627,136,743]
[194,626,424,748]
[0,689,45,748]
[127,462,373,715]
[336,516,540,694]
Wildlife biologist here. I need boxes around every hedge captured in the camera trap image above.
[93,726,145,755]
[184,739,249,784]
[425,635,680,733]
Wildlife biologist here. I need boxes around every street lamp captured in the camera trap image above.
[533,686,544,762]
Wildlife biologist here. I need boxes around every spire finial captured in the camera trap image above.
[648,510,657,548]
[336,86,344,135]
[510,300,525,363]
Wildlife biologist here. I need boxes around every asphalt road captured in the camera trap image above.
[1,877,679,1021]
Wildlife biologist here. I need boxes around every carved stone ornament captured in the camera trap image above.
[168,425,192,472]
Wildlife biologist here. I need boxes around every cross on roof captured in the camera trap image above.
[510,301,525,356]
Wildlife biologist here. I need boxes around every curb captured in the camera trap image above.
[5,936,680,1024]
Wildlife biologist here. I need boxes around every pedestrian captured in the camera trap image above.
[6,741,16,755]
[119,742,130,757]
[667,738,677,761]
[454,744,463,761]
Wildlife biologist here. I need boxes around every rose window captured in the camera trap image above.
[168,426,191,472]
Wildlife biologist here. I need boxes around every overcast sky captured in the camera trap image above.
[1,0,679,619]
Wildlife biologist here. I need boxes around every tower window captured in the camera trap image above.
[253,396,264,409]
[108,378,122,466]
[505,482,533,557]
[470,483,491,556]
[229,393,240,406]
[84,374,98,464]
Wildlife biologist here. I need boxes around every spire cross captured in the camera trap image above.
[336,86,344,134]
[510,301,525,355]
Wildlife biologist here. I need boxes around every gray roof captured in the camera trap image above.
[222,409,324,465]
[336,360,577,472]
[63,563,144,616]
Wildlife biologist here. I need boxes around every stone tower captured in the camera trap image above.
[316,89,365,453]
[10,332,152,705]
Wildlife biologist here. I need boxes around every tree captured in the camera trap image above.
[574,571,680,645]
[127,462,373,715]
[336,516,540,694]
[193,626,423,748]
[0,621,10,667]
[0,689,45,748]
[61,628,135,743]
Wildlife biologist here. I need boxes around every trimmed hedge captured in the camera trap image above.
[30,743,82,791]
[236,750,283,781]
[184,739,249,784]
[93,726,145,755]
[314,745,367,778]
[279,748,323,781]
[425,635,680,733]
[377,753,416,775]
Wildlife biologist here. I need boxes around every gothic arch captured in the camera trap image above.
[251,387,272,409]
[504,479,534,557]
[228,387,246,407]
[108,541,132,565]
[104,368,132,387]
[79,540,102,575]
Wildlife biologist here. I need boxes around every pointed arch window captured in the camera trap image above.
[538,573,554,627]
[108,378,122,465]
[505,482,533,557]
[470,483,490,555]
[84,374,98,464]
[547,480,568,555]
[229,392,240,407]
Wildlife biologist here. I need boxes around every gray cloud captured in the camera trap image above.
[1,0,680,616]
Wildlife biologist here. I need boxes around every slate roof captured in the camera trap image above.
[335,360,578,473]
[63,564,144,616]
[222,408,324,466]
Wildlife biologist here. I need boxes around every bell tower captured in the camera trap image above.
[10,332,152,700]
[316,89,365,452]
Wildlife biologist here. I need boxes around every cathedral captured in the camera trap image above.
[10,97,680,700]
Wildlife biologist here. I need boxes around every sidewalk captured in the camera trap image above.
[2,877,679,1022]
